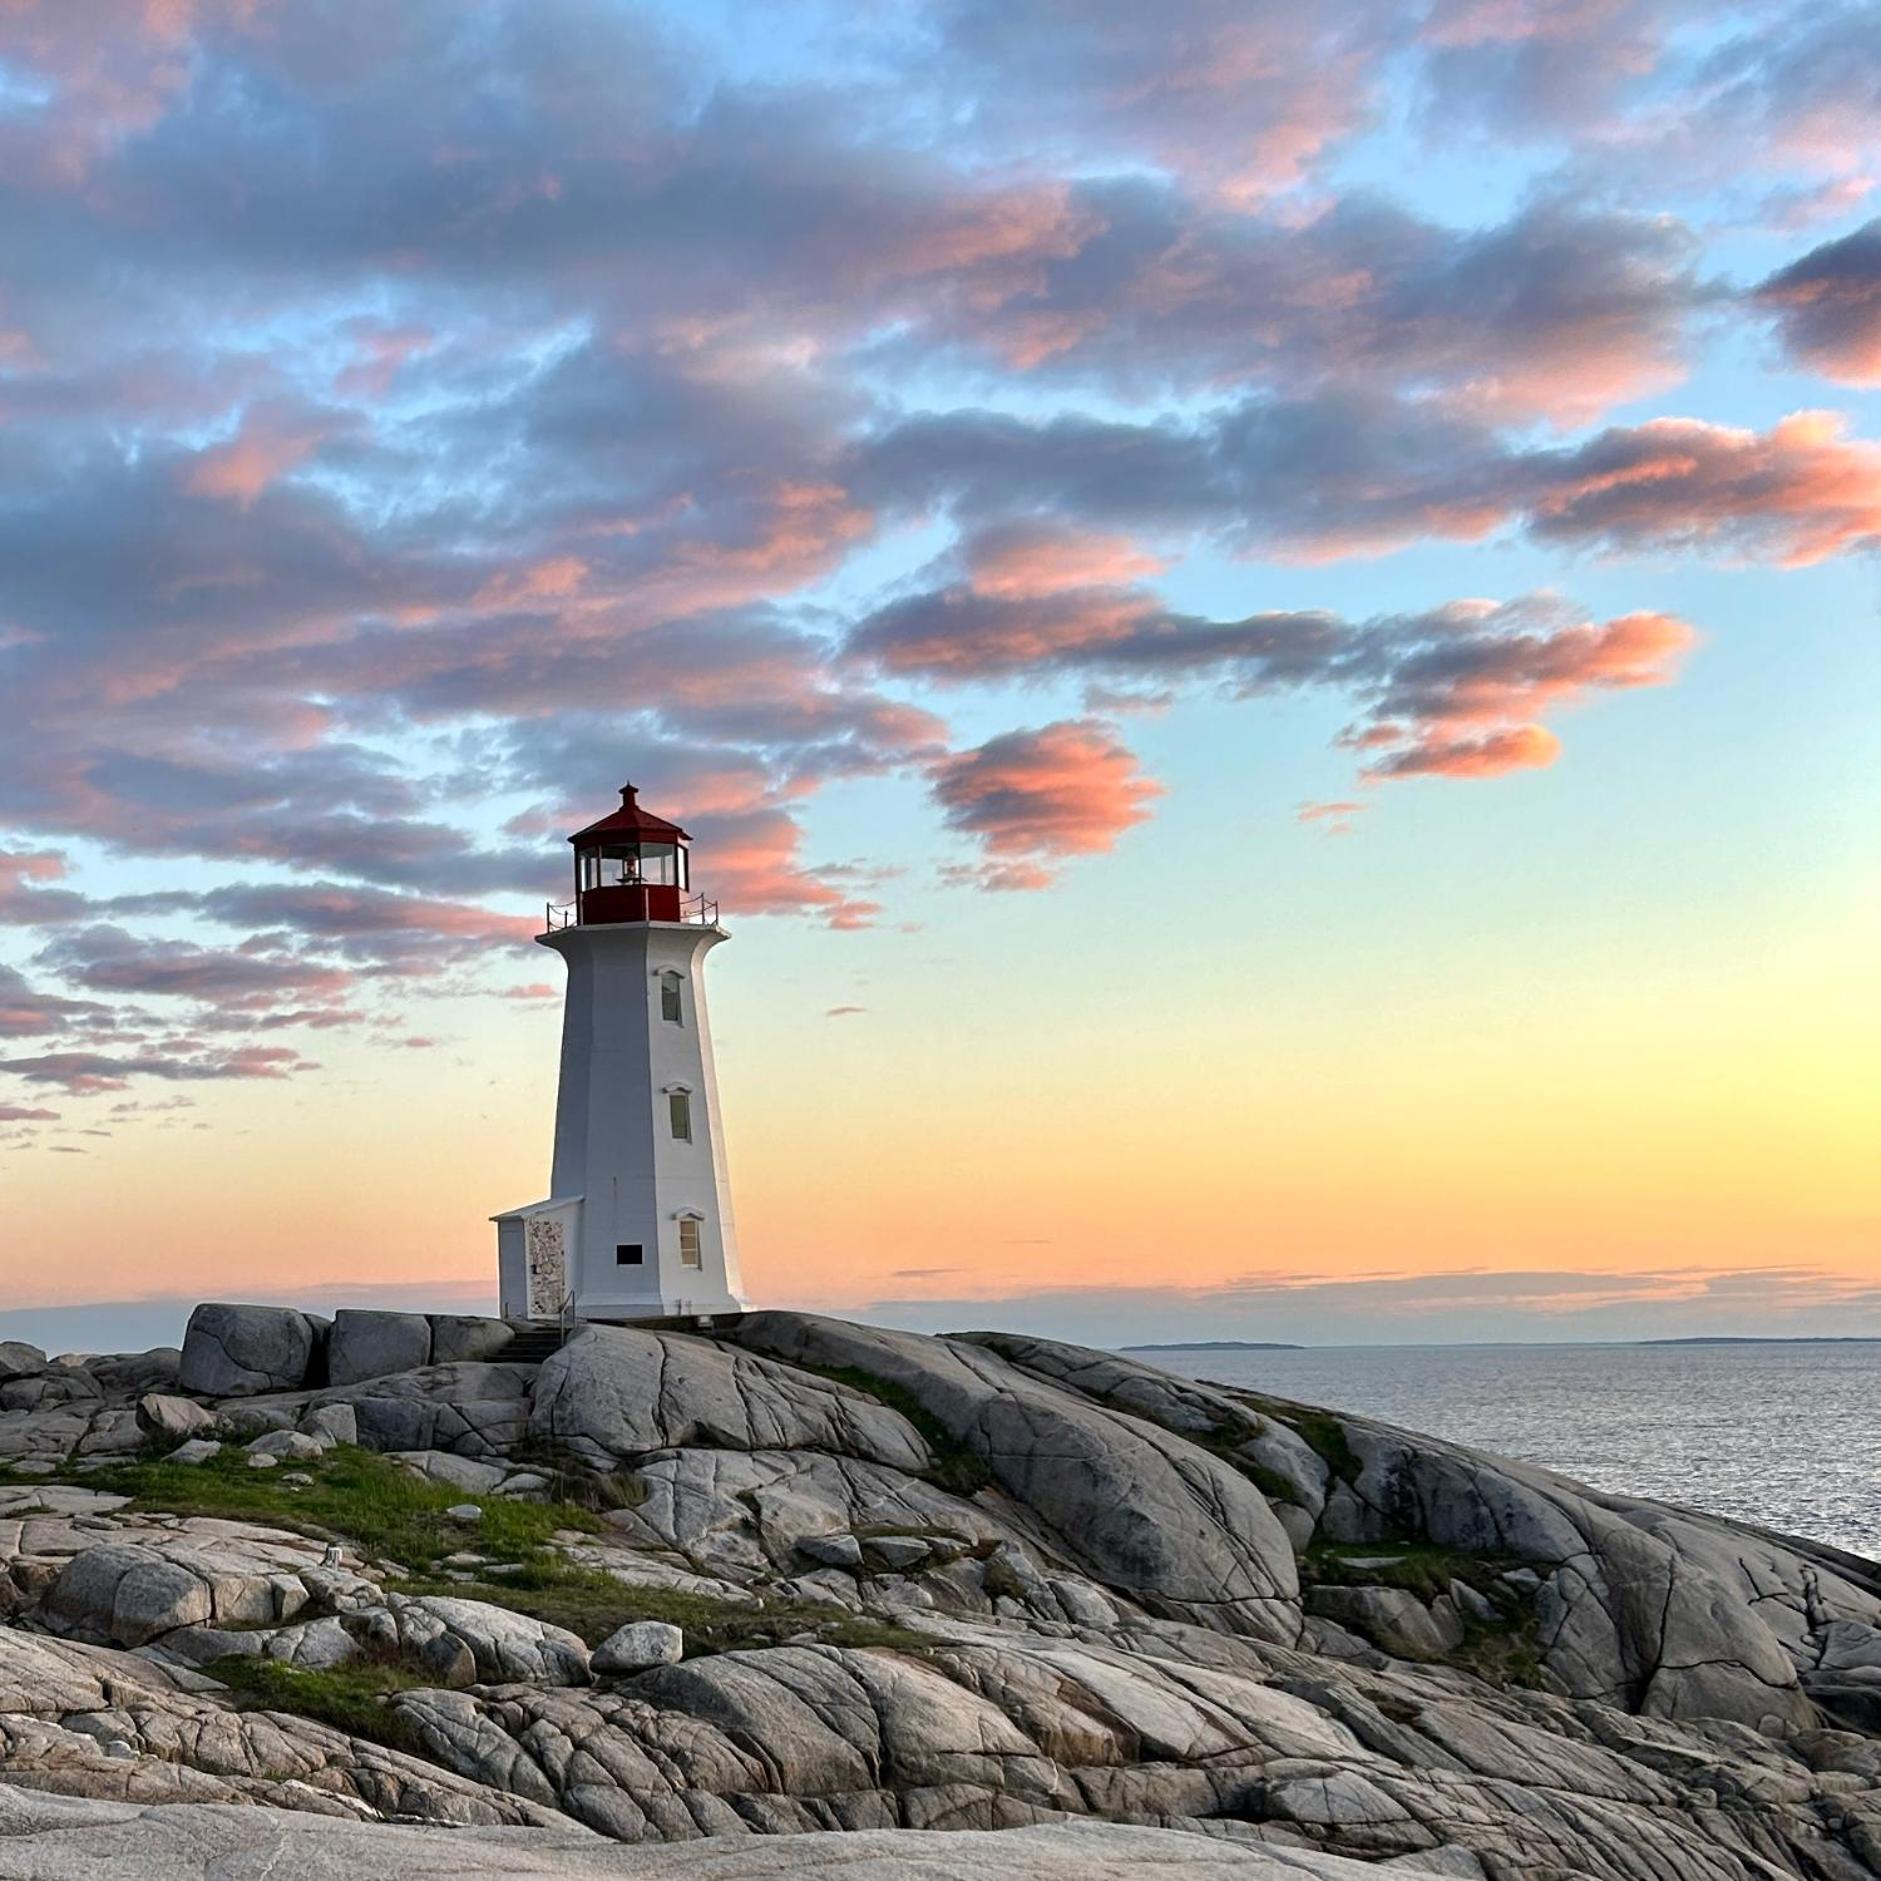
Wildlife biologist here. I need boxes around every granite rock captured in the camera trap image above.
[177,1305,325,1398]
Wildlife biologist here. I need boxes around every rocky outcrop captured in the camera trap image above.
[326,1309,434,1386]
[530,1326,934,1476]
[0,1792,1403,1878]
[0,1342,47,1382]
[723,1315,1301,1643]
[3,1306,1881,1877]
[177,1305,327,1397]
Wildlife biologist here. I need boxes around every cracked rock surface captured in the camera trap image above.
[0,1306,1878,1878]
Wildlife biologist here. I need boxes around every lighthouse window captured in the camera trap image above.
[668,1091,692,1141]
[615,1243,644,1266]
[678,1217,703,1268]
[660,972,683,1023]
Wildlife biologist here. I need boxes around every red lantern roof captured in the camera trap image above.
[568,784,691,846]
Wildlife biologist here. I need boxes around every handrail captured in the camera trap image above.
[542,893,719,933]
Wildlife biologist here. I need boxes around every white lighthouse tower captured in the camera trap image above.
[494,786,746,1324]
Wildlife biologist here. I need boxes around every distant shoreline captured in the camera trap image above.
[1121,1340,1304,1352]
[1637,1336,1881,1347]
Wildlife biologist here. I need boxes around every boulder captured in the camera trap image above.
[867,1535,933,1572]
[395,1449,507,1494]
[1305,1585,1466,1660]
[303,1360,534,1457]
[177,1304,325,1397]
[0,1341,48,1381]
[85,1348,184,1395]
[245,1428,327,1461]
[325,1309,433,1387]
[166,1438,222,1465]
[531,1325,934,1474]
[136,1394,215,1441]
[799,1532,864,1570]
[1,1369,100,1411]
[299,1401,357,1446]
[590,1619,684,1675]
[429,1315,521,1365]
[390,1593,590,1686]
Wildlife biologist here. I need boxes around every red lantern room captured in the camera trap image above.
[558,784,704,928]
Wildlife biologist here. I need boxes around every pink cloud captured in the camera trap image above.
[1364,722,1563,779]
[1526,411,1881,564]
[930,719,1162,888]
[1297,798,1367,835]
[335,323,436,399]
[1755,221,1881,386]
[185,402,339,508]
[963,521,1168,599]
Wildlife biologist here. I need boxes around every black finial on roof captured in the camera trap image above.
[620,782,638,807]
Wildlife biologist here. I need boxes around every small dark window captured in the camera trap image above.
[669,1091,692,1141]
[615,1243,644,1266]
[660,971,683,1024]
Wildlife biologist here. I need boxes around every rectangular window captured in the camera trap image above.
[615,1243,644,1266]
[678,1217,702,1268]
[660,973,683,1024]
[668,1091,692,1141]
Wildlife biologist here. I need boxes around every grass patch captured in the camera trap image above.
[1303,1541,1546,1690]
[1278,1409,1362,1485]
[797,1364,993,1497]
[505,1439,648,1513]
[54,1445,928,1662]
[1233,1455,1302,1506]
[1222,1393,1362,1485]
[77,1445,604,1575]
[205,1651,435,1754]
[408,1558,932,1656]
[1303,1540,1512,1601]
[1457,1613,1546,1690]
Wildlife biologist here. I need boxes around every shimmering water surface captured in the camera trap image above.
[1138,1342,1881,1561]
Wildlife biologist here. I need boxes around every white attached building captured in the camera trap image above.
[494,786,746,1323]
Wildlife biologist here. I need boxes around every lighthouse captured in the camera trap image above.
[493,786,746,1324]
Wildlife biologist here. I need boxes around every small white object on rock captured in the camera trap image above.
[445,1503,483,1522]
[591,1619,684,1675]
[167,1439,223,1465]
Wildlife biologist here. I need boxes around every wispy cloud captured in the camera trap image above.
[858,1266,1881,1346]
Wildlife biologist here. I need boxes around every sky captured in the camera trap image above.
[0,0,1877,1354]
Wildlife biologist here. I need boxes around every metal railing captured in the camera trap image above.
[541,892,720,933]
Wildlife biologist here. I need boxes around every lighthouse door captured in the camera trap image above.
[523,1214,569,1320]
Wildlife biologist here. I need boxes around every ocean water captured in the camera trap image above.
[1139,1342,1881,1562]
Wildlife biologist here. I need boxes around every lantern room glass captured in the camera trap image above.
[577,841,689,892]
